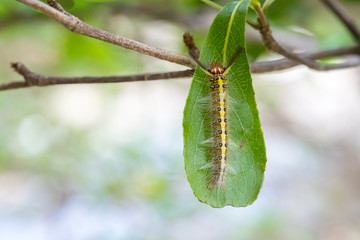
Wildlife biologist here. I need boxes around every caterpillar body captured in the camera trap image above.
[194,48,242,190]
[208,62,229,189]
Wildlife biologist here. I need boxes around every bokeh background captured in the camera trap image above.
[1,0,360,239]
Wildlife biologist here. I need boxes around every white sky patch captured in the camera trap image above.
[256,67,360,144]
[50,86,103,129]
[16,115,54,157]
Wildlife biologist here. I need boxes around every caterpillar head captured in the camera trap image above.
[209,62,225,76]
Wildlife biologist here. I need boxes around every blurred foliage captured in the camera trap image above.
[0,0,359,192]
[0,0,359,182]
[0,0,360,238]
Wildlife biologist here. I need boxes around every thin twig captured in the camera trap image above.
[254,5,359,71]
[320,0,360,44]
[183,32,209,70]
[183,32,200,61]
[15,0,196,68]
[0,62,194,91]
[250,46,360,73]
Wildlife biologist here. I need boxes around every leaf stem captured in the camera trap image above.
[200,0,223,10]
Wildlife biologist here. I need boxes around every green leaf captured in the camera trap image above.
[183,0,266,208]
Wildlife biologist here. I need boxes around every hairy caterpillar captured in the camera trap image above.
[192,48,243,190]
[183,0,267,207]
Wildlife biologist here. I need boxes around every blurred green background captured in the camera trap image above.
[0,0,360,239]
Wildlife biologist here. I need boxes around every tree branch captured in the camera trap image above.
[251,46,360,73]
[2,46,359,91]
[254,4,360,71]
[0,62,194,91]
[15,0,196,68]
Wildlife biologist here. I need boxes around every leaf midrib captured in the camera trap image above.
[223,1,242,66]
